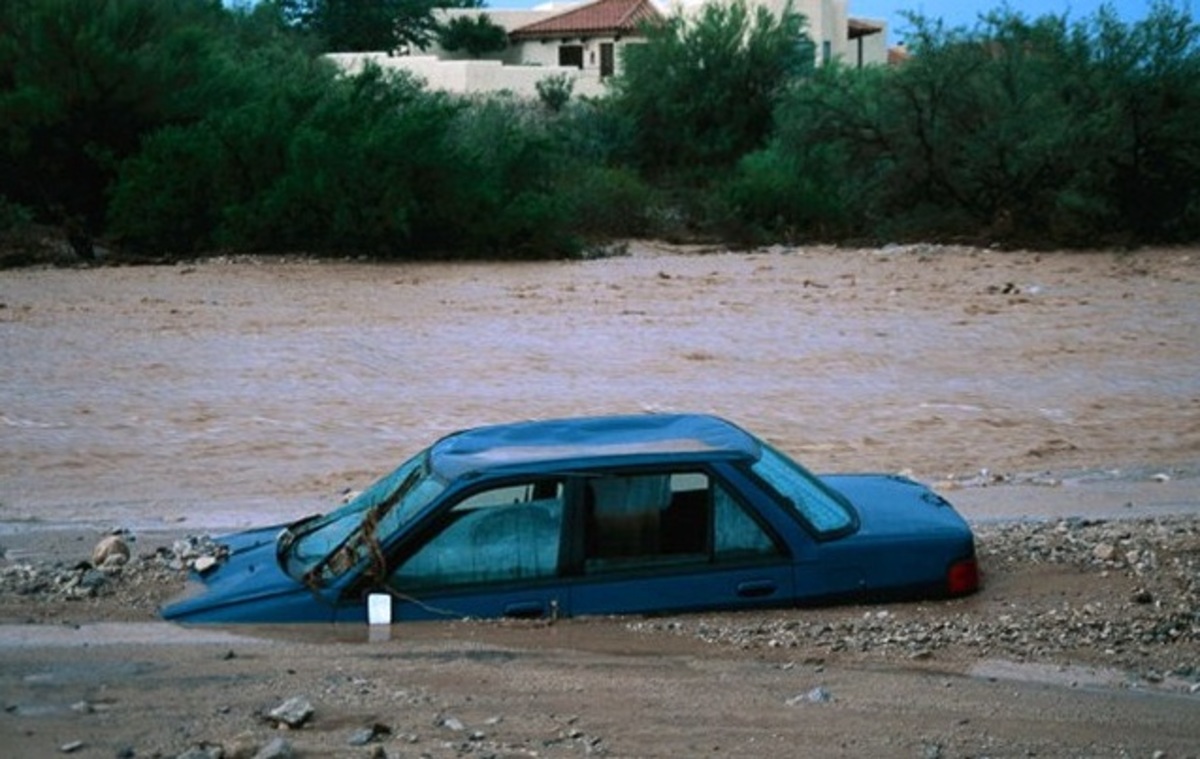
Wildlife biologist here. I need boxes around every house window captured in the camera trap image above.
[559,45,583,69]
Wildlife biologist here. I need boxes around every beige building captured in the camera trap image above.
[328,0,887,97]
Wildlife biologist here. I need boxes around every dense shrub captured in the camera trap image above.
[4,0,1200,261]
[763,1,1200,245]
[0,0,252,256]
[611,0,813,177]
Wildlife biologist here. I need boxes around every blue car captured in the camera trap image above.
[162,414,979,624]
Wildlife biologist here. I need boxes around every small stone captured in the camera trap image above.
[59,741,84,754]
[1092,543,1116,562]
[786,686,832,705]
[440,716,465,731]
[193,555,219,573]
[91,535,130,566]
[267,696,314,728]
[348,723,391,746]
[177,744,223,759]
[225,731,260,759]
[252,737,294,759]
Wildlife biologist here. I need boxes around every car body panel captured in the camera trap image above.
[162,414,978,624]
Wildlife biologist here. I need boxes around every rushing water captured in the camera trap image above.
[3,245,1198,530]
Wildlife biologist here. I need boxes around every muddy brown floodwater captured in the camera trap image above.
[2,242,1198,530]
[1,242,1199,758]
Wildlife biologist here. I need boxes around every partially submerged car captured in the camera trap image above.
[162,414,979,624]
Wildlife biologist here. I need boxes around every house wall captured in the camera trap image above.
[849,24,888,66]
[326,53,608,98]
[327,1,888,98]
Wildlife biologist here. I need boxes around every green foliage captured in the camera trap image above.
[6,0,1200,262]
[437,13,508,58]
[0,0,246,252]
[0,197,33,232]
[430,94,578,256]
[280,0,483,52]
[764,0,1200,245]
[535,73,574,112]
[611,0,813,176]
[110,62,462,255]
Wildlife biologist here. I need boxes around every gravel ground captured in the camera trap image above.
[3,513,1196,678]
[0,512,1198,758]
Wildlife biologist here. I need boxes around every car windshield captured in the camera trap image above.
[750,443,855,536]
[281,449,446,583]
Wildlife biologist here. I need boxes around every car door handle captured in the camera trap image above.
[736,580,778,598]
[503,601,545,619]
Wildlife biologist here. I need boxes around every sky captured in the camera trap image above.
[482,0,1178,44]
[850,1,1167,41]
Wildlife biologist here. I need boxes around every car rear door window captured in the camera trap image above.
[584,471,780,573]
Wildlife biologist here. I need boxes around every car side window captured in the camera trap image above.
[389,479,564,591]
[584,471,780,572]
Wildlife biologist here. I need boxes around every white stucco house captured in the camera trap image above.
[326,0,887,98]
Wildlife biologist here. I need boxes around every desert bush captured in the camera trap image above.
[427,94,579,257]
[0,0,252,254]
[535,73,574,112]
[437,13,508,57]
[760,0,1200,245]
[611,0,813,177]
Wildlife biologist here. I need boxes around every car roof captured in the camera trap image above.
[429,413,761,481]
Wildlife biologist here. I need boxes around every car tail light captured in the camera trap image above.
[946,557,979,595]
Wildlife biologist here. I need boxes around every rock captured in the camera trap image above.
[91,535,130,566]
[440,715,465,731]
[348,723,391,746]
[226,731,262,759]
[267,696,314,728]
[78,569,108,591]
[786,686,832,705]
[1092,543,1116,562]
[193,555,219,574]
[59,741,84,754]
[176,746,222,759]
[252,737,294,759]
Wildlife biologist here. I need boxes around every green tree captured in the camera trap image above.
[280,0,483,52]
[110,62,463,256]
[611,0,813,177]
[437,13,508,57]
[763,1,1200,245]
[0,0,249,255]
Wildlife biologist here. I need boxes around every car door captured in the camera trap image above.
[566,469,795,617]
[376,478,572,622]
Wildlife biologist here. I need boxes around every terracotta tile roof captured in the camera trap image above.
[509,0,664,40]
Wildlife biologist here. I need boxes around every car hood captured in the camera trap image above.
[161,525,302,622]
[821,474,971,537]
